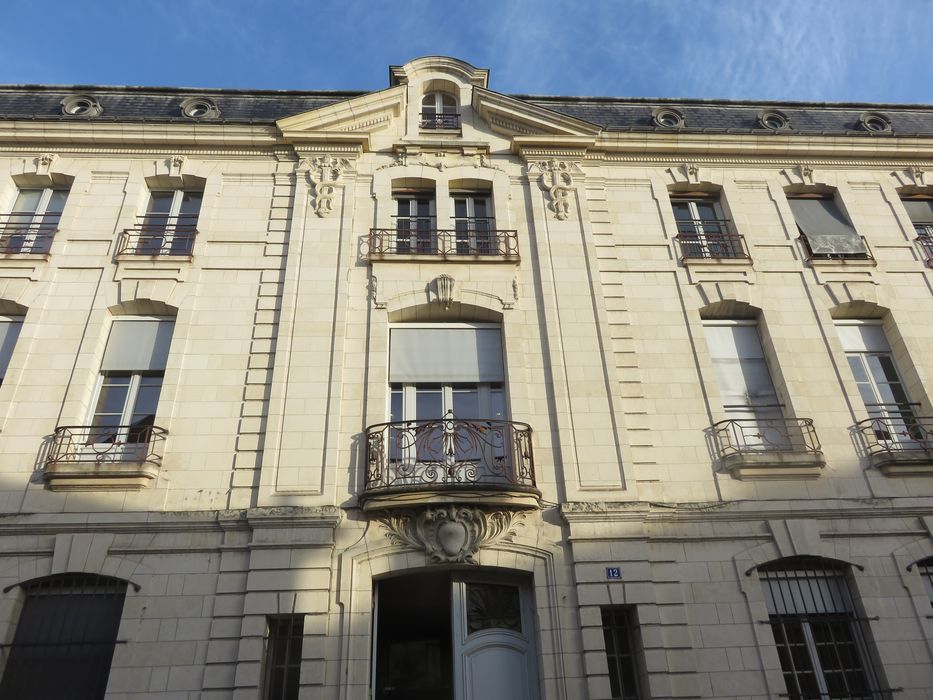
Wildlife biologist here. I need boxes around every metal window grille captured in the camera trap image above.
[760,557,888,700]
[917,559,933,610]
[0,573,128,700]
[262,615,304,700]
[601,606,643,700]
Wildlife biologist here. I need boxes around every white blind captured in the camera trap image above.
[0,317,23,380]
[788,198,865,255]
[390,327,503,383]
[102,319,174,371]
[903,199,933,222]
[836,324,890,353]
[704,324,778,406]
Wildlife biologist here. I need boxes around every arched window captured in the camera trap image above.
[0,573,128,700]
[759,557,883,700]
[420,92,459,130]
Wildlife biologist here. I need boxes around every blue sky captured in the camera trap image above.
[2,0,932,103]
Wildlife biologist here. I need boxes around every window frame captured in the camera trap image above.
[261,614,304,700]
[139,189,202,256]
[392,192,437,254]
[787,194,868,260]
[600,605,645,700]
[451,192,495,254]
[670,193,746,259]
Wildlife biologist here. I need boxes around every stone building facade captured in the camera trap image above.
[0,56,930,699]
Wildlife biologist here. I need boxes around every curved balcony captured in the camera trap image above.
[712,416,825,480]
[857,411,933,476]
[44,424,168,491]
[362,416,539,510]
[117,214,198,257]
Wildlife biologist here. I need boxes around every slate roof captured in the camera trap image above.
[1,84,932,136]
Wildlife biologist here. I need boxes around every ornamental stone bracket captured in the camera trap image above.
[892,166,927,189]
[301,155,353,217]
[377,506,525,564]
[35,153,59,176]
[527,159,582,221]
[781,163,815,186]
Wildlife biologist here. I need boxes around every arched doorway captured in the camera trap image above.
[372,569,539,700]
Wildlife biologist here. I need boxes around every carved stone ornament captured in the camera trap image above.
[377,506,524,564]
[36,153,58,176]
[305,156,352,217]
[532,159,579,220]
[435,274,455,309]
[681,162,700,183]
[169,154,187,177]
[796,163,814,184]
[908,166,926,186]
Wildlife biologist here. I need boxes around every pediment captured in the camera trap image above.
[472,87,602,139]
[277,85,406,150]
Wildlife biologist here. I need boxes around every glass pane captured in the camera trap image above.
[490,388,505,420]
[94,378,130,415]
[46,190,68,214]
[132,382,163,417]
[11,189,43,214]
[466,583,521,634]
[416,388,443,420]
[452,388,479,419]
[454,199,467,218]
[694,201,718,221]
[146,192,175,214]
[671,202,692,221]
[178,191,202,217]
[473,198,487,218]
[847,355,869,383]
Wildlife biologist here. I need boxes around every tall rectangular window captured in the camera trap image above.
[761,558,882,700]
[836,322,917,446]
[902,197,933,238]
[0,574,127,700]
[0,316,23,386]
[601,606,644,700]
[138,190,201,255]
[262,615,304,700]
[89,318,174,445]
[452,193,494,254]
[394,194,436,254]
[788,196,867,259]
[2,187,67,254]
[703,321,785,449]
[671,194,743,259]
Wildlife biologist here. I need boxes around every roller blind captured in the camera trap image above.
[836,324,890,353]
[704,324,778,407]
[101,319,174,371]
[390,327,503,383]
[0,317,23,381]
[788,198,865,255]
[903,199,933,223]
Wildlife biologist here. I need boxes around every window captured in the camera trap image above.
[0,573,127,700]
[133,190,202,255]
[760,557,883,700]
[262,615,304,700]
[671,194,745,259]
[652,107,685,128]
[394,193,436,254]
[601,606,645,700]
[918,559,933,610]
[387,324,508,474]
[0,316,23,386]
[452,193,496,255]
[901,197,933,264]
[788,195,868,259]
[704,321,787,449]
[89,318,174,446]
[1,187,67,254]
[759,110,790,130]
[837,322,919,447]
[421,92,459,129]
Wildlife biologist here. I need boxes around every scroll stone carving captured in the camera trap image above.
[306,156,351,217]
[532,159,579,221]
[169,154,186,177]
[796,163,814,185]
[378,506,524,564]
[36,153,58,176]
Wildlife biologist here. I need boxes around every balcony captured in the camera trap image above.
[117,215,198,257]
[361,416,539,510]
[799,233,875,263]
[419,111,461,130]
[369,219,519,261]
[857,408,933,476]
[673,218,749,262]
[0,214,57,255]
[914,223,933,266]
[712,415,825,480]
[43,424,168,491]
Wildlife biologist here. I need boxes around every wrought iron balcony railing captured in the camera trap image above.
[856,403,933,469]
[369,223,519,259]
[914,224,933,265]
[674,219,749,260]
[420,111,461,129]
[799,233,874,262]
[46,424,168,467]
[117,214,198,256]
[713,415,822,458]
[363,416,536,498]
[0,212,59,254]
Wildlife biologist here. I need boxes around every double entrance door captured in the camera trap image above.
[373,571,539,700]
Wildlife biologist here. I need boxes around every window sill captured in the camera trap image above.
[115,253,193,263]
[360,486,541,512]
[721,450,826,480]
[869,451,933,477]
[680,256,752,266]
[369,252,519,264]
[805,256,876,268]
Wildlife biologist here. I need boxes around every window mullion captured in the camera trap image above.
[121,374,142,426]
[800,620,830,698]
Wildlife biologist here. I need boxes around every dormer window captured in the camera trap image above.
[421,92,459,130]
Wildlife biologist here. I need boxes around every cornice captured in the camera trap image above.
[0,120,279,147]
